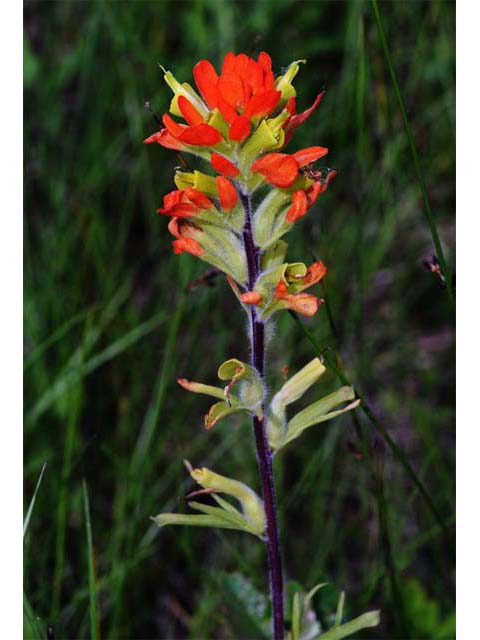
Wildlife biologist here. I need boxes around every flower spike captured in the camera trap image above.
[148,51,374,639]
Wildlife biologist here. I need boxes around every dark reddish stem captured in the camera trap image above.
[240,189,285,640]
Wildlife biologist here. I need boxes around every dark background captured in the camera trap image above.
[24,1,455,638]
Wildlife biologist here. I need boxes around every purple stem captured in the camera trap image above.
[240,190,285,640]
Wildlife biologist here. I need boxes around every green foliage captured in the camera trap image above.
[402,578,456,639]
[23,593,45,640]
[24,0,455,638]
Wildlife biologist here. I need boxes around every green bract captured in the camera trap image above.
[266,360,360,452]
[153,464,265,539]
[178,358,264,429]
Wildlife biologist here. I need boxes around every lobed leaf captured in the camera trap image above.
[314,610,380,640]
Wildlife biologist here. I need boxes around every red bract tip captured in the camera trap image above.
[303,261,327,286]
[217,94,238,124]
[211,152,240,177]
[284,91,325,145]
[163,113,185,137]
[216,176,238,210]
[193,59,219,108]
[292,146,328,167]
[257,51,272,74]
[178,95,205,126]
[218,74,245,110]
[221,52,237,75]
[144,128,184,150]
[240,291,263,305]
[184,187,214,210]
[179,123,223,146]
[274,282,321,317]
[172,237,204,257]
[157,202,198,218]
[229,115,251,142]
[285,190,308,223]
[250,153,298,188]
[306,182,322,206]
[244,89,281,119]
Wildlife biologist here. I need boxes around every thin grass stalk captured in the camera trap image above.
[371,0,455,314]
[82,480,101,640]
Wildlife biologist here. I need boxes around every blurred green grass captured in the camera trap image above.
[24,1,455,638]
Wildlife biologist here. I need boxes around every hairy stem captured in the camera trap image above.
[240,189,285,639]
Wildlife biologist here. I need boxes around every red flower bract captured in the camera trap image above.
[216,176,238,210]
[157,188,214,218]
[250,154,299,188]
[193,52,280,142]
[211,152,240,177]
[250,146,328,189]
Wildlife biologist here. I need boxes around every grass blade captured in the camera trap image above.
[23,592,45,640]
[26,309,166,424]
[23,462,47,538]
[82,480,101,640]
[371,0,455,313]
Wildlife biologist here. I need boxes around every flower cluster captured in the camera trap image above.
[145,51,336,314]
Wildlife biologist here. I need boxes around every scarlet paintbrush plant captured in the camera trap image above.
[146,52,379,640]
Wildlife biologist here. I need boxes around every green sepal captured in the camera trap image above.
[267,358,326,450]
[174,169,219,197]
[274,59,306,104]
[266,109,291,136]
[280,387,360,449]
[162,69,209,118]
[208,108,231,139]
[240,120,282,174]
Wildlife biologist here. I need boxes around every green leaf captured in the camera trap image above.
[334,591,345,627]
[82,480,101,640]
[23,34,39,88]
[286,581,324,640]
[23,592,44,640]
[221,573,270,639]
[292,592,301,640]
[314,610,380,640]
[305,583,328,605]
